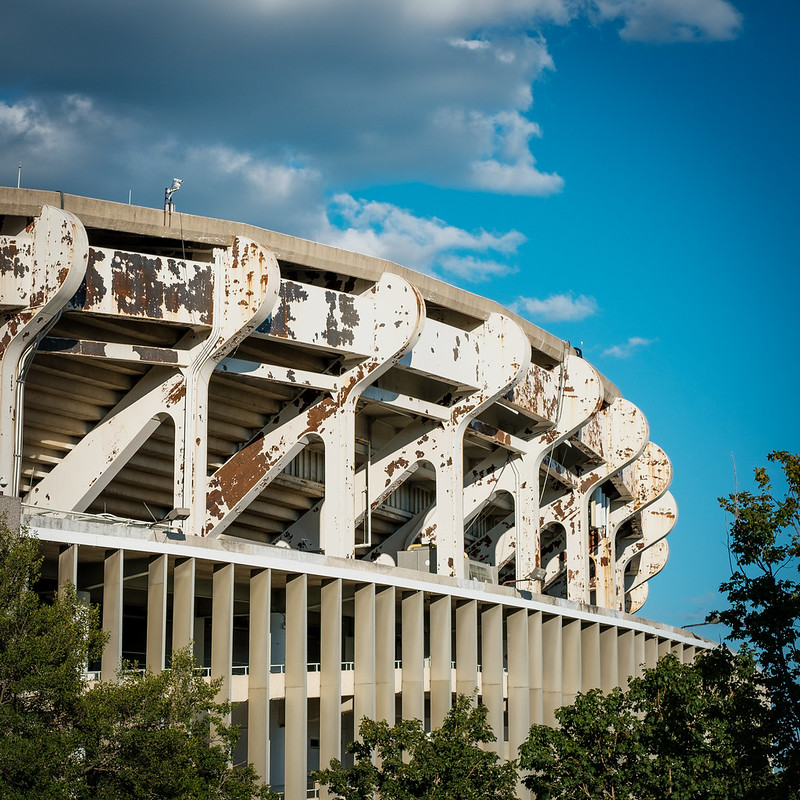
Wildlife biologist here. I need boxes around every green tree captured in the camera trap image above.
[0,515,105,798]
[715,450,800,783]
[313,694,518,800]
[0,517,275,799]
[518,650,776,800]
[78,649,277,800]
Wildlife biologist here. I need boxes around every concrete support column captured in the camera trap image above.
[321,411,357,559]
[658,638,671,660]
[319,579,342,782]
[618,630,635,687]
[146,554,168,673]
[644,635,658,669]
[354,583,376,737]
[434,429,466,579]
[683,645,696,664]
[101,549,123,681]
[542,615,562,725]
[401,591,424,723]
[430,595,452,728]
[375,587,396,724]
[528,611,543,726]
[581,623,601,691]
[172,558,196,653]
[480,604,504,756]
[285,574,308,800]
[455,600,478,702]
[600,626,620,693]
[594,536,615,608]
[634,632,646,677]
[212,563,235,717]
[507,609,530,765]
[565,518,589,605]
[58,544,79,598]
[562,619,581,707]
[249,568,271,783]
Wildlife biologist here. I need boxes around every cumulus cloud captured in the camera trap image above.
[513,293,599,322]
[317,195,525,280]
[602,336,656,358]
[467,110,565,195]
[593,0,742,42]
[0,0,743,275]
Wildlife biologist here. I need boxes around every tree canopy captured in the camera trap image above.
[0,516,275,800]
[518,649,777,800]
[313,695,518,800]
[715,450,800,780]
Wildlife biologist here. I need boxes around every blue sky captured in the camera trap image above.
[2,0,797,631]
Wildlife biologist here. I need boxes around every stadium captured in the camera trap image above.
[0,188,708,797]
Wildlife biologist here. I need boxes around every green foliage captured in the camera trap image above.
[78,648,278,800]
[0,515,105,798]
[0,517,275,799]
[519,650,777,800]
[715,450,800,784]
[313,695,518,800]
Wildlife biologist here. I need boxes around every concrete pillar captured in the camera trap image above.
[249,568,271,783]
[434,429,466,579]
[146,554,168,673]
[528,611,543,726]
[542,615,562,724]
[634,631,646,678]
[212,563,235,717]
[644,635,658,669]
[581,622,601,691]
[480,604,504,755]
[562,619,581,706]
[354,583,376,737]
[285,574,308,800]
[618,630,635,687]
[429,595,452,729]
[319,579,342,780]
[58,544,79,598]
[600,625,620,693]
[321,412,357,559]
[658,638,672,660]
[455,600,478,702]
[375,587,396,724]
[172,558,196,653]
[507,609,530,764]
[101,549,123,681]
[401,591,425,723]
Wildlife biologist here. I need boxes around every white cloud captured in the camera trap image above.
[602,336,656,358]
[0,95,113,157]
[593,0,742,42]
[448,38,491,51]
[513,293,599,322]
[438,256,517,282]
[398,0,574,29]
[468,110,565,196]
[317,195,525,280]
[0,0,745,284]
[1,0,743,215]
[179,145,324,231]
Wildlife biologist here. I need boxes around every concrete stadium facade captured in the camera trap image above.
[0,188,709,796]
